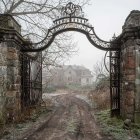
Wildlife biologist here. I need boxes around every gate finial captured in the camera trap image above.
[61,2,83,17]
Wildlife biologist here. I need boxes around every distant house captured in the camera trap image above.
[42,65,93,87]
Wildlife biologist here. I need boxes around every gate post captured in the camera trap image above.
[120,10,140,122]
[120,37,135,121]
[0,15,22,122]
[134,39,140,123]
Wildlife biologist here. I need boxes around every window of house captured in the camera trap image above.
[86,78,89,83]
[69,71,71,74]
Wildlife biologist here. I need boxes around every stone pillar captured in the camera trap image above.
[120,38,136,121]
[0,42,7,124]
[0,15,22,122]
[5,42,21,121]
[135,39,140,123]
[120,10,140,122]
[0,41,21,122]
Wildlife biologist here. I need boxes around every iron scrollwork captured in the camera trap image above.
[61,2,83,17]
[23,2,120,52]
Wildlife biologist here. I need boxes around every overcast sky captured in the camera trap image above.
[65,0,140,71]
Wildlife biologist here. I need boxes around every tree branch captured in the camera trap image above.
[6,0,24,14]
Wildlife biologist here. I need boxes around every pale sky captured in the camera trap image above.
[65,0,140,71]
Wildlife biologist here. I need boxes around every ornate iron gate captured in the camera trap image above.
[110,51,120,116]
[21,2,121,117]
[21,52,42,109]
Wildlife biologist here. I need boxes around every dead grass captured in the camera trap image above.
[88,88,110,110]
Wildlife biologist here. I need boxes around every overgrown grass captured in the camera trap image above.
[95,110,140,140]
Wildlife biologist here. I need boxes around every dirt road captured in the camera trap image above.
[20,94,112,140]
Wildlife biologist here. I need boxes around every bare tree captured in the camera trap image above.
[92,57,109,89]
[0,0,90,68]
[42,34,78,66]
[0,0,90,41]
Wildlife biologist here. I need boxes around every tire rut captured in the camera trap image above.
[21,94,113,140]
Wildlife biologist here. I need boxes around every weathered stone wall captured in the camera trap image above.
[0,41,21,122]
[123,10,140,29]
[135,39,140,123]
[5,42,21,121]
[0,16,22,123]
[0,42,7,124]
[0,15,43,123]
[120,10,140,122]
[120,39,136,121]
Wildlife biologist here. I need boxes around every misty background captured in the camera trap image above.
[65,0,140,71]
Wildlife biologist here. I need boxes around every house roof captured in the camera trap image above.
[63,65,93,77]
[43,65,93,78]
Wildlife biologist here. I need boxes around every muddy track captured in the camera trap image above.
[20,94,112,140]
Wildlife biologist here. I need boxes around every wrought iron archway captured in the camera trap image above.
[22,2,120,52]
[22,2,121,116]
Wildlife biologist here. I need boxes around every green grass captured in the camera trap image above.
[66,118,78,133]
[95,110,140,140]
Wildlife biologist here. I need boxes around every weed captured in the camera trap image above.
[66,118,78,133]
[95,110,140,140]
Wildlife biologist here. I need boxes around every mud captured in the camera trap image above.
[20,94,113,140]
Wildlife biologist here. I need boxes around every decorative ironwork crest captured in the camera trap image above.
[61,2,83,17]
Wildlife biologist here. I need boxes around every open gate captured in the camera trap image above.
[21,2,121,117]
[110,51,120,116]
[21,52,42,109]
